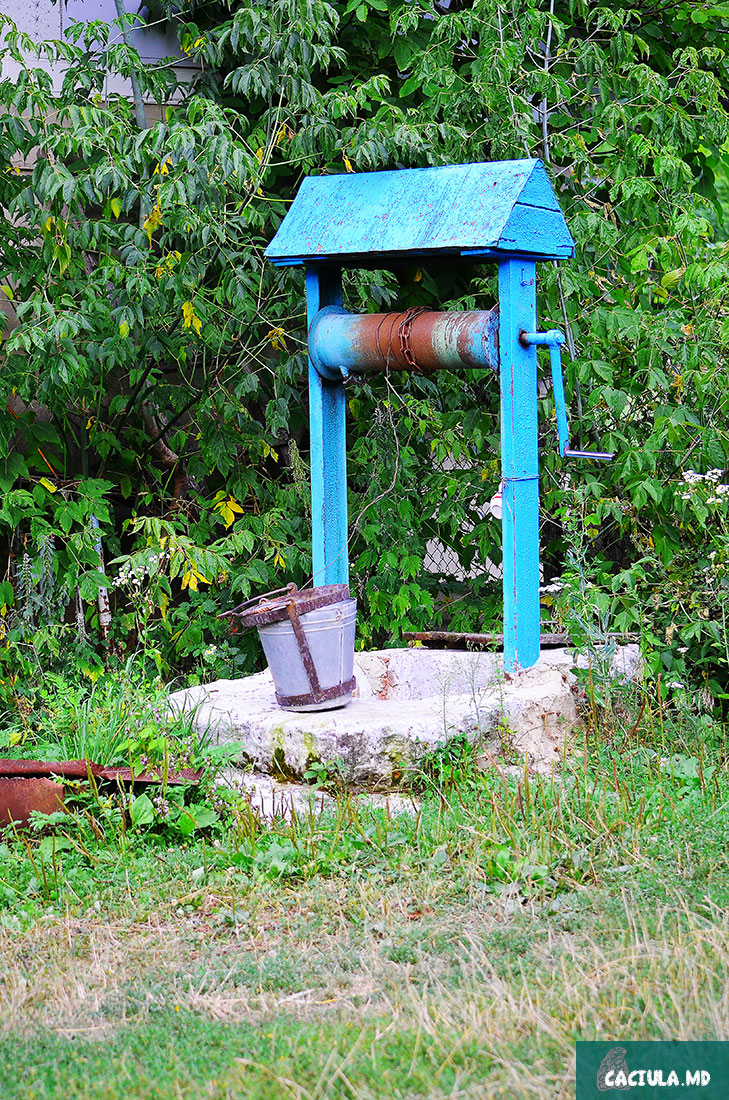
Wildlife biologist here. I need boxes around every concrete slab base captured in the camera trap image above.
[221,770,420,822]
[172,646,640,785]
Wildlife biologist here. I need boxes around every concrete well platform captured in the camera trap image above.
[171,646,640,785]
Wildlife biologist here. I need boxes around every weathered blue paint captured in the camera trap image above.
[267,160,574,266]
[306,267,349,586]
[308,305,500,378]
[498,260,540,672]
[308,306,350,381]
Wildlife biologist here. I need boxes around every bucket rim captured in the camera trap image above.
[219,582,352,629]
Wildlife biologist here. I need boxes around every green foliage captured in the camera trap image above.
[1,2,729,700]
[0,656,234,782]
[3,702,728,915]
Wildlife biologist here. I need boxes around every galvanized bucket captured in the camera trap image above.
[219,583,357,712]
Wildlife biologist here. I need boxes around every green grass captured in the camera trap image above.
[1,720,729,1098]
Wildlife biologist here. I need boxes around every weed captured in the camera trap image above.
[407,733,483,796]
[302,757,348,792]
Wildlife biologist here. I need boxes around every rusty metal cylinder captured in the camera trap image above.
[308,305,499,381]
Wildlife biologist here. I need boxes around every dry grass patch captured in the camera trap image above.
[3,876,728,1069]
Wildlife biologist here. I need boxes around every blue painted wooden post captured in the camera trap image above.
[305,265,349,586]
[498,259,540,671]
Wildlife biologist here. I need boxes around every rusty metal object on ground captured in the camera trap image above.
[0,759,103,779]
[0,759,202,786]
[403,631,639,650]
[0,777,65,827]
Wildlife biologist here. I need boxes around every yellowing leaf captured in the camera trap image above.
[39,477,57,493]
[119,320,130,338]
[182,301,202,337]
[413,268,423,283]
[344,155,354,173]
[213,494,245,528]
[155,250,181,279]
[143,200,162,244]
[274,550,286,569]
[110,197,122,218]
[44,216,53,233]
[266,327,287,351]
[256,147,264,164]
[181,567,210,593]
[0,284,13,300]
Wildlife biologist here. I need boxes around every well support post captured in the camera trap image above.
[305,265,349,586]
[498,259,540,672]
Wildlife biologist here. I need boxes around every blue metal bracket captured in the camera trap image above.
[521,330,614,461]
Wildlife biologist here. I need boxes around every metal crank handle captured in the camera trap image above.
[519,329,614,461]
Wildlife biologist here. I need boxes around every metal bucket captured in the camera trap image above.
[219,583,357,712]
[259,598,356,711]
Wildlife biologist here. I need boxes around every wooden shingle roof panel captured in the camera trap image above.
[266,159,574,266]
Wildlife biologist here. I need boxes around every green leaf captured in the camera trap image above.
[78,571,111,601]
[399,74,420,97]
[180,804,219,833]
[130,794,155,827]
[38,836,75,859]
[661,267,685,289]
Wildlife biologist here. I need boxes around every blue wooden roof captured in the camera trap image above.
[266,159,574,267]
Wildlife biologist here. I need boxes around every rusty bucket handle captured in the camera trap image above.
[218,582,299,620]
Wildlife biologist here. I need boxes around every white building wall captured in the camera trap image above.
[0,0,197,95]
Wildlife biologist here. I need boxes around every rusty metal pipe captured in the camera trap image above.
[308,305,499,381]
